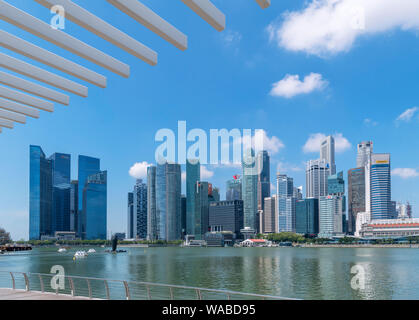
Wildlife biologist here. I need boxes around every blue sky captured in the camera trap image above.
[1,0,418,240]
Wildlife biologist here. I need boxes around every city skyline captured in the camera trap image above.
[1,0,419,240]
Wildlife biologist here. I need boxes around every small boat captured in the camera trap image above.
[87,248,96,253]
[58,248,67,253]
[73,250,88,259]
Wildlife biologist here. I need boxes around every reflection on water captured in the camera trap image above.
[1,247,419,299]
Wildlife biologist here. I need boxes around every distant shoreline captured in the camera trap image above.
[298,244,419,248]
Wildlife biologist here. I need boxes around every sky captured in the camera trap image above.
[0,0,418,240]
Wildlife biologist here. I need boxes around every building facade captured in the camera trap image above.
[186,159,200,236]
[257,150,270,212]
[277,174,295,232]
[226,177,242,201]
[306,159,331,199]
[370,153,392,220]
[147,166,157,240]
[348,167,366,235]
[133,179,147,239]
[242,149,259,232]
[127,192,134,239]
[296,198,319,236]
[194,181,209,240]
[357,141,373,168]
[209,200,244,237]
[320,135,336,175]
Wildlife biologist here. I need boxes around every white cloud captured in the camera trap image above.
[241,129,285,155]
[222,30,242,46]
[270,73,328,98]
[267,0,419,57]
[392,168,419,179]
[364,118,378,127]
[303,133,351,154]
[201,165,214,179]
[396,107,419,122]
[276,161,303,174]
[129,161,151,179]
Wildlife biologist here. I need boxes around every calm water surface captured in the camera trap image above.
[1,246,418,299]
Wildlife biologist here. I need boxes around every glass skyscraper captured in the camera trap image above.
[29,145,52,240]
[277,174,295,232]
[82,171,107,240]
[357,141,373,168]
[147,166,157,240]
[133,179,147,239]
[226,178,242,201]
[242,149,259,232]
[194,181,209,240]
[296,198,319,236]
[348,167,366,234]
[328,171,345,195]
[320,135,336,175]
[127,192,134,239]
[370,153,392,219]
[306,159,331,199]
[186,159,200,236]
[257,150,270,212]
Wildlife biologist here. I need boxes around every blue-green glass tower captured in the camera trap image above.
[186,159,200,236]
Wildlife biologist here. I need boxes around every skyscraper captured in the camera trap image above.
[348,167,366,234]
[29,145,52,240]
[257,150,270,212]
[320,135,336,175]
[242,149,259,232]
[226,177,242,201]
[133,179,147,239]
[127,192,134,239]
[147,166,157,240]
[370,153,391,219]
[357,141,373,168]
[82,171,107,240]
[186,159,200,236]
[209,200,244,237]
[319,195,345,238]
[296,198,319,236]
[70,180,78,233]
[156,162,182,240]
[277,174,296,232]
[306,159,330,199]
[194,181,209,240]
[261,196,276,233]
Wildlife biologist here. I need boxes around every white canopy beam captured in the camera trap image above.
[0,0,130,77]
[35,0,158,65]
[0,85,54,112]
[181,0,225,31]
[0,118,15,129]
[0,97,40,118]
[0,108,26,124]
[0,30,107,88]
[0,53,88,97]
[0,71,69,105]
[255,0,271,9]
[107,0,187,51]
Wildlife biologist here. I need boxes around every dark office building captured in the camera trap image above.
[209,200,244,238]
[257,151,270,212]
[70,181,78,233]
[181,195,187,239]
[348,167,366,234]
[295,198,319,236]
[194,181,209,240]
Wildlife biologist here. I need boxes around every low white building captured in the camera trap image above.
[358,218,419,238]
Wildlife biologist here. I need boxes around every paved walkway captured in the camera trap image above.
[0,288,94,300]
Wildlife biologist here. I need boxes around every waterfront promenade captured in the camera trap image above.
[0,288,94,300]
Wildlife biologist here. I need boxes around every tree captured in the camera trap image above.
[0,227,12,245]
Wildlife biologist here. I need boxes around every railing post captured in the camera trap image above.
[104,280,110,300]
[87,278,92,299]
[38,274,44,292]
[9,272,15,290]
[23,273,29,291]
[169,287,174,300]
[226,293,230,300]
[69,277,75,296]
[123,281,131,300]
[195,289,202,300]
[146,284,151,300]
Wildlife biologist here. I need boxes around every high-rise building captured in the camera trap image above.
[370,153,391,220]
[357,141,373,168]
[296,198,319,236]
[209,200,244,237]
[194,181,209,240]
[29,145,53,240]
[49,153,71,234]
[319,195,345,238]
[328,171,345,196]
[156,162,182,240]
[226,177,242,201]
[82,171,107,240]
[306,159,331,199]
[293,186,303,200]
[70,180,78,233]
[127,192,134,239]
[186,159,200,236]
[147,166,157,240]
[320,135,336,175]
[242,149,259,232]
[261,196,276,233]
[277,174,296,232]
[257,151,270,212]
[181,195,187,239]
[348,167,366,234]
[133,179,147,239]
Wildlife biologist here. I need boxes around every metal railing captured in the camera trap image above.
[0,271,298,300]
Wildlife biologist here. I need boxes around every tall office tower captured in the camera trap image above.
[319,195,345,238]
[78,155,100,236]
[186,159,200,236]
[390,201,398,219]
[357,141,373,168]
[156,162,182,241]
[70,180,78,233]
[29,145,53,240]
[293,186,303,200]
[226,177,242,201]
[49,153,71,233]
[326,171,346,235]
[295,198,319,236]
[181,195,187,239]
[194,181,209,240]
[133,179,147,239]
[147,166,157,240]
[209,200,244,237]
[370,153,391,219]
[82,171,107,240]
[257,150,270,212]
[306,159,331,199]
[127,192,134,239]
[320,135,336,175]
[407,202,412,218]
[262,196,277,233]
[242,149,259,232]
[212,187,220,202]
[277,174,295,232]
[328,171,345,195]
[348,167,366,234]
